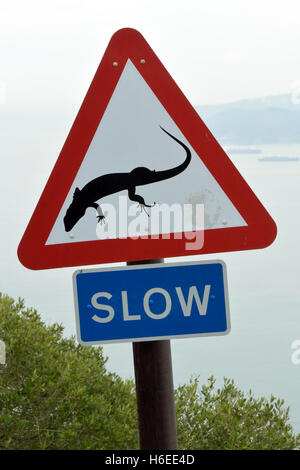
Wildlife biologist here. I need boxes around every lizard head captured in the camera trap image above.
[63,188,86,232]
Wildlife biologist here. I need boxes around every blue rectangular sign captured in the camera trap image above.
[73,260,230,344]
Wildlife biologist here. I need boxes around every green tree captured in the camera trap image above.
[175,376,300,450]
[0,292,299,450]
[0,293,138,449]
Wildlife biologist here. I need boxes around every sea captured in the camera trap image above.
[105,143,300,434]
[2,140,300,433]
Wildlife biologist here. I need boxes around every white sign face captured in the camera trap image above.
[46,59,246,246]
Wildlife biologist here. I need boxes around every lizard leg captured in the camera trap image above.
[139,204,150,217]
[128,187,155,208]
[89,203,105,224]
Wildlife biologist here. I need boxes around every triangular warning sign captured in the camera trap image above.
[18,28,277,270]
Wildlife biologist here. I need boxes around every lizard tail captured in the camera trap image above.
[148,126,192,183]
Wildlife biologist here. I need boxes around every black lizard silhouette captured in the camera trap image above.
[63,126,192,232]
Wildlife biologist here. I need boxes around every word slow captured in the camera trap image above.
[90,285,211,323]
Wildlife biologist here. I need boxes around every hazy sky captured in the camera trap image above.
[1,0,300,109]
[2,1,300,432]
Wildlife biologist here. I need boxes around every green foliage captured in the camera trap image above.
[0,293,299,450]
[175,376,300,450]
[0,293,138,449]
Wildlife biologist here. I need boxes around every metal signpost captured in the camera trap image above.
[18,28,277,450]
[73,259,230,449]
[129,259,177,450]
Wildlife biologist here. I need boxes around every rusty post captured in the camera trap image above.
[128,259,178,450]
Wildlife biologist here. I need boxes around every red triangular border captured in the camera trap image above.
[18,28,277,270]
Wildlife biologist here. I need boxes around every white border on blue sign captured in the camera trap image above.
[72,260,230,345]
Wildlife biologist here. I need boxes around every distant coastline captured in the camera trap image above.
[227,148,262,155]
[196,93,300,145]
[258,156,299,162]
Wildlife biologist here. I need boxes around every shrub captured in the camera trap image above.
[0,293,138,449]
[1,293,299,450]
[175,376,300,450]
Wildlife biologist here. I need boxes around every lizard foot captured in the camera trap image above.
[97,215,106,225]
[137,203,156,217]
